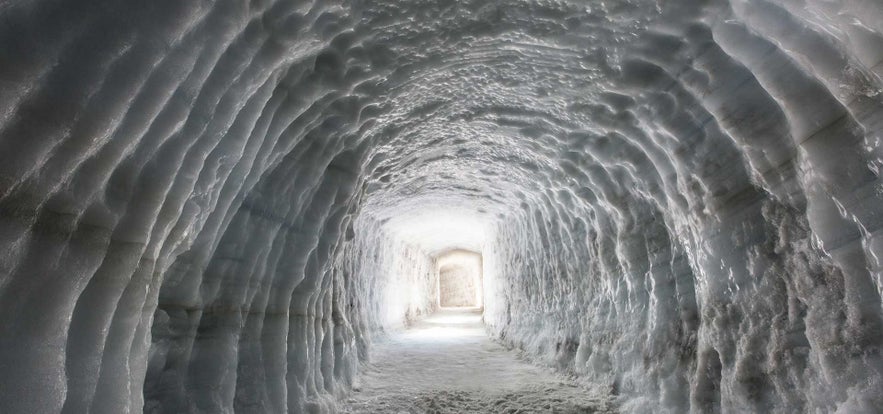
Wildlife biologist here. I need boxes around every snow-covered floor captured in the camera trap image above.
[342,308,614,413]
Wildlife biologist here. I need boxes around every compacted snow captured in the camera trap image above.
[342,308,614,414]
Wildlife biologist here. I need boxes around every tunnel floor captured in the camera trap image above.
[341,308,615,413]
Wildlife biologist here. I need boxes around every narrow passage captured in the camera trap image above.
[342,308,615,413]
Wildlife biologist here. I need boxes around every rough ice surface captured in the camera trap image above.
[437,250,483,308]
[0,0,882,413]
[341,308,614,413]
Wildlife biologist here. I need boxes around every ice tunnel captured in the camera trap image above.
[0,0,882,412]
[437,250,483,308]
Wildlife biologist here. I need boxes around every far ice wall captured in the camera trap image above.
[437,250,483,308]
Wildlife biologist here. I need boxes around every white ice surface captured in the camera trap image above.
[342,308,614,413]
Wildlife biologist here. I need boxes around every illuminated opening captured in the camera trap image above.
[436,250,483,308]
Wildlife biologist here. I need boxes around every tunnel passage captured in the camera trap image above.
[437,250,483,308]
[0,0,882,413]
[438,265,478,308]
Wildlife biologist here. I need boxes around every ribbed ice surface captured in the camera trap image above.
[0,0,882,412]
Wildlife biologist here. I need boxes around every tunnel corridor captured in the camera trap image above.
[437,250,483,308]
[1,0,883,413]
[341,307,613,413]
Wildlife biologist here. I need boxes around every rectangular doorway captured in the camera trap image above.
[436,250,482,308]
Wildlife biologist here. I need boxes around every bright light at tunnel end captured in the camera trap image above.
[383,207,491,255]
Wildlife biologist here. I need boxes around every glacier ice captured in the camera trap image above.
[437,250,483,308]
[0,0,882,412]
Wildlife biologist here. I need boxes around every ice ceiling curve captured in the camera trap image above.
[1,0,883,412]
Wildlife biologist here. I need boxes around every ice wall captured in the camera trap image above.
[0,0,882,413]
[437,250,483,308]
